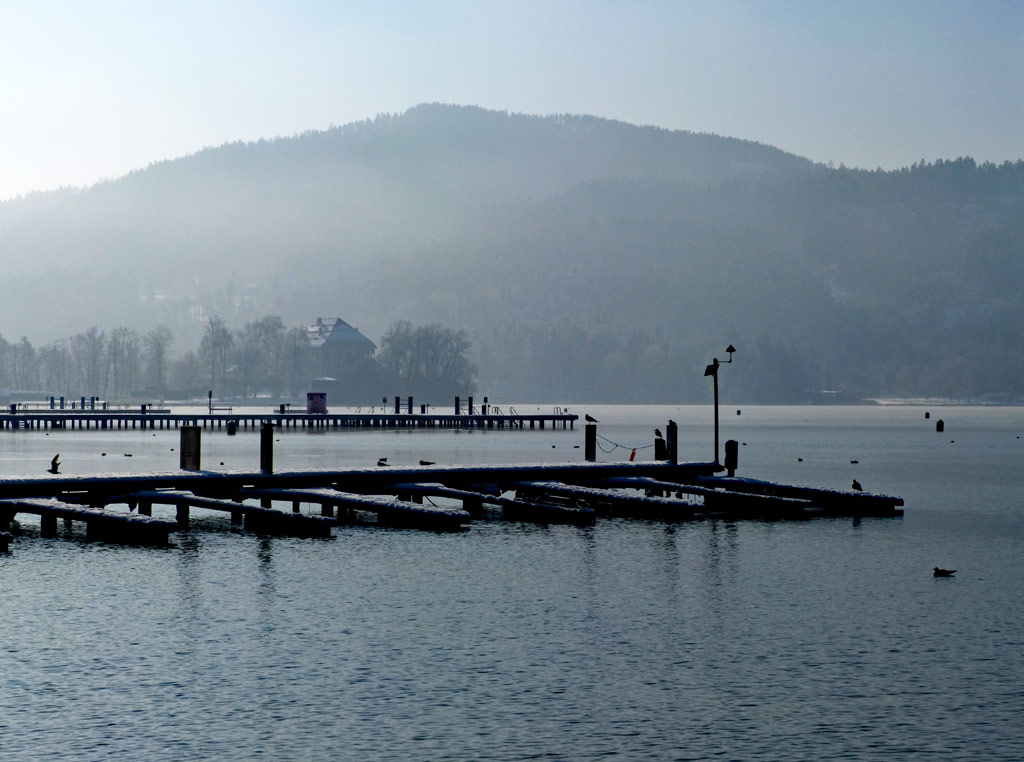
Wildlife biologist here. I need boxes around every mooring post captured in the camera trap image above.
[666,420,678,464]
[468,396,474,415]
[407,396,413,414]
[260,423,274,473]
[654,437,667,460]
[394,396,400,414]
[585,423,597,462]
[724,439,738,477]
[455,396,461,415]
[180,426,201,471]
[176,504,190,527]
[936,419,945,432]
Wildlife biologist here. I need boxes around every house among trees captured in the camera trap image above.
[307,317,377,378]
[307,317,382,405]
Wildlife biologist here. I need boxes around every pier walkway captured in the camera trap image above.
[0,407,577,432]
[0,410,576,432]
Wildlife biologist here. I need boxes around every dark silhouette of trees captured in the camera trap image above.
[378,321,477,400]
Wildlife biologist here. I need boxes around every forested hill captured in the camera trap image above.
[1,103,1021,402]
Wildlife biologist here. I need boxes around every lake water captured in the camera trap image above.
[1,404,1022,761]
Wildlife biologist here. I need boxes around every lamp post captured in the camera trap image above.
[704,345,736,464]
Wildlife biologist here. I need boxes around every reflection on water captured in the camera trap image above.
[1,406,1022,761]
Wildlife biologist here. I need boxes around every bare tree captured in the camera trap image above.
[12,337,38,391]
[70,327,106,396]
[200,316,234,393]
[173,350,202,398]
[283,325,312,396]
[39,340,71,395]
[145,325,175,395]
[107,327,141,400]
[0,333,12,390]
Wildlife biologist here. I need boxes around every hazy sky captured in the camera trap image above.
[2,0,1021,200]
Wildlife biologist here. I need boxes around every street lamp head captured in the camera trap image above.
[704,361,718,377]
[725,345,736,362]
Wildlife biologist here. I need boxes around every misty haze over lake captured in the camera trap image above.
[0,104,1021,404]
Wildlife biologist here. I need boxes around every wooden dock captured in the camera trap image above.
[0,460,903,551]
[0,410,576,432]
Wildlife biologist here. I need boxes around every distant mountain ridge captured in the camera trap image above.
[0,103,1020,401]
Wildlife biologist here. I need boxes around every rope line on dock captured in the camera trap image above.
[596,433,656,454]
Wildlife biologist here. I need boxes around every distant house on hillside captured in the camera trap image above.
[307,317,376,378]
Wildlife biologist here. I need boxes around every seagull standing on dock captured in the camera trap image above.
[851,479,863,492]
[585,414,598,423]
[377,457,389,467]
[48,454,60,474]
[654,429,663,439]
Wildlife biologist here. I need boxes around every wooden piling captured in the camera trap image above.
[260,423,274,473]
[180,426,201,471]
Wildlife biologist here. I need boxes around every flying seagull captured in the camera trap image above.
[585,414,598,423]
[933,567,956,577]
[48,454,60,474]
[851,479,863,491]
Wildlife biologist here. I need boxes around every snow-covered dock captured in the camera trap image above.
[0,458,903,551]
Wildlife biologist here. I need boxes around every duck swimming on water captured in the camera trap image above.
[933,567,956,577]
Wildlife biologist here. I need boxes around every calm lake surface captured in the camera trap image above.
[1,404,1022,761]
